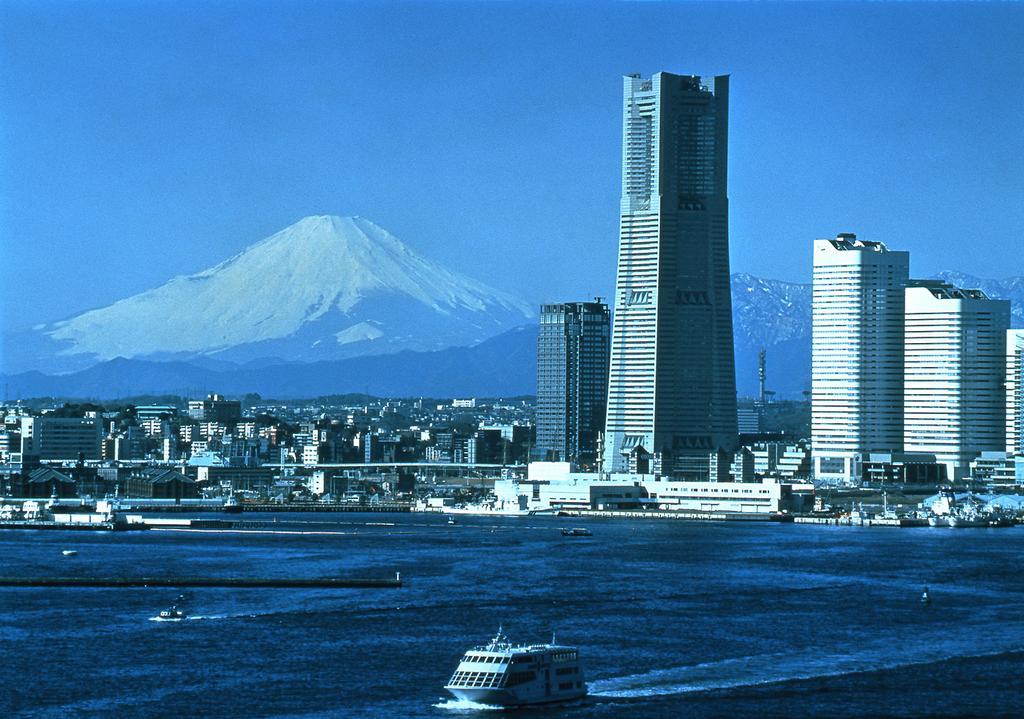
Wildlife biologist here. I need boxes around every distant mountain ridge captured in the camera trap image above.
[3,253,1023,399]
[1,326,538,399]
[3,216,534,374]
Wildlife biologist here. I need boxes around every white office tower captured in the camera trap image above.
[603,72,737,477]
[811,235,909,484]
[903,282,1010,481]
[1008,330,1024,455]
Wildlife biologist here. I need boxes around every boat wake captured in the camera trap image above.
[433,698,505,712]
[148,613,255,622]
[589,631,1024,699]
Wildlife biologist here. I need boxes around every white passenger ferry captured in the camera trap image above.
[444,628,587,707]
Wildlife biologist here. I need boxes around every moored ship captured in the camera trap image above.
[444,628,586,706]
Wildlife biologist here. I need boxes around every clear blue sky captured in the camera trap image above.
[2,1,1022,333]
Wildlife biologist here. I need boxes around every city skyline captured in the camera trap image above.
[2,2,1023,336]
[3,5,1024,717]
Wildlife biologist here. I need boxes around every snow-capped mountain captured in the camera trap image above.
[729,271,1024,398]
[731,273,812,349]
[16,216,535,373]
[932,271,1024,327]
[730,273,813,398]
[5,239,1022,399]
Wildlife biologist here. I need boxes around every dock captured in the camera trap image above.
[557,509,787,522]
[112,502,413,513]
[0,576,403,589]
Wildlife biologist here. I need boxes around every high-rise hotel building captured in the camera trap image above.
[1008,330,1024,456]
[811,235,909,483]
[535,301,611,468]
[811,235,1011,483]
[603,72,737,476]
[903,282,1009,480]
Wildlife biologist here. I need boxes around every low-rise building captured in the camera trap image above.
[194,466,274,493]
[497,462,809,514]
[11,467,77,498]
[969,452,1018,485]
[127,468,198,499]
[861,452,945,485]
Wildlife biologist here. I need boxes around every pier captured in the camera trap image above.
[115,502,412,513]
[0,576,403,589]
[0,520,147,532]
[557,508,789,522]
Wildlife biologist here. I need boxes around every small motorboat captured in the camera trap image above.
[157,594,189,621]
[447,517,456,525]
[61,550,78,557]
[561,527,592,537]
[921,586,931,605]
[222,495,243,514]
[158,606,187,621]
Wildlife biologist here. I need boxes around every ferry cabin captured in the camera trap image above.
[445,645,586,706]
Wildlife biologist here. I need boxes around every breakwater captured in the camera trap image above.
[0,576,402,589]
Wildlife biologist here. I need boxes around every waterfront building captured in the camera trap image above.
[193,465,274,493]
[811,235,909,484]
[903,282,1009,481]
[11,467,77,498]
[126,468,197,499]
[19,415,102,461]
[969,451,1017,485]
[495,462,808,514]
[535,301,610,468]
[860,452,944,485]
[603,72,737,476]
[1008,330,1024,455]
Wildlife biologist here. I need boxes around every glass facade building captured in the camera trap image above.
[536,301,610,469]
[603,72,737,476]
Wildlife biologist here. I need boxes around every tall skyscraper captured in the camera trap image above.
[1008,330,1024,456]
[536,301,611,468]
[811,235,909,484]
[603,72,737,476]
[903,282,1009,480]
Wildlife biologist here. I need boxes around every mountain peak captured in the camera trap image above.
[34,216,534,370]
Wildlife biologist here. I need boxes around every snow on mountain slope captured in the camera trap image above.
[39,216,534,367]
